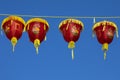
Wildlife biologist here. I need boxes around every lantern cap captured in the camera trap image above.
[59,18,84,30]
[1,15,25,29]
[92,20,118,31]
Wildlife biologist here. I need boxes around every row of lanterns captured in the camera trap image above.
[1,16,119,60]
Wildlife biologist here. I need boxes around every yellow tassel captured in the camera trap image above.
[68,41,75,49]
[102,43,108,60]
[71,49,74,60]
[102,43,108,51]
[34,39,40,54]
[11,37,17,52]
[104,51,107,60]
[68,41,75,60]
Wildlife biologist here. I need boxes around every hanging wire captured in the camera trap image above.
[0,13,120,19]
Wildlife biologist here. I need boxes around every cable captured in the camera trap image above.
[0,13,120,19]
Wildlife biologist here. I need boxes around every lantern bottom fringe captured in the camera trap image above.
[34,39,40,54]
[11,37,17,52]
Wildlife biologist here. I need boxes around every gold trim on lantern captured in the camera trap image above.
[59,19,84,30]
[1,16,25,30]
[25,18,49,31]
[92,21,118,31]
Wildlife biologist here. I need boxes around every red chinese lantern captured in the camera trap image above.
[26,18,49,54]
[59,19,84,60]
[92,20,118,60]
[1,16,25,52]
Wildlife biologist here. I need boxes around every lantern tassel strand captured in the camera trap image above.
[71,49,74,60]
[102,43,108,60]
[68,41,75,60]
[11,37,17,52]
[34,39,40,54]
[104,51,107,60]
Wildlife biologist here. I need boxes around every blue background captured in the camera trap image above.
[0,0,120,80]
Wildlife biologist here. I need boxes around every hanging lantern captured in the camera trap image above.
[1,16,25,52]
[26,18,49,54]
[92,20,118,60]
[59,19,84,60]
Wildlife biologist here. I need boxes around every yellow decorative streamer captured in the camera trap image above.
[11,37,17,52]
[34,39,40,54]
[102,43,108,60]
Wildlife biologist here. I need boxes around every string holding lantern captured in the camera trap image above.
[59,19,84,60]
[25,18,49,54]
[1,16,25,52]
[92,20,118,60]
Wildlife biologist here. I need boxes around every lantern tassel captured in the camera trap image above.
[68,41,75,49]
[34,39,40,54]
[104,51,107,60]
[102,43,108,60]
[68,41,75,60]
[36,47,39,54]
[71,49,74,60]
[11,37,17,52]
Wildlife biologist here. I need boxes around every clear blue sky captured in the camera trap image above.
[0,0,120,80]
